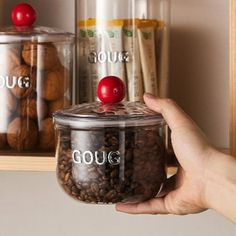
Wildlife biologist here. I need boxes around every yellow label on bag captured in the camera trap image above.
[137,19,158,28]
[78,18,165,28]
[158,21,166,29]
[107,19,124,27]
[78,18,96,28]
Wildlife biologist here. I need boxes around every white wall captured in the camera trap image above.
[0,1,235,236]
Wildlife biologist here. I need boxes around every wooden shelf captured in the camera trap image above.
[0,155,56,172]
[0,148,229,172]
[0,155,177,174]
[0,155,178,175]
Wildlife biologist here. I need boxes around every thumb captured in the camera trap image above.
[143,93,197,132]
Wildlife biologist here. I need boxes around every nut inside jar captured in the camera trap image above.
[0,12,74,153]
[0,40,73,153]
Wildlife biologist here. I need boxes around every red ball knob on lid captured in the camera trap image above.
[97,76,126,104]
[11,3,36,27]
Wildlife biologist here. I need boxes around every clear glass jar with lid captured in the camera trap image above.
[0,26,74,153]
[54,102,167,204]
[76,0,170,103]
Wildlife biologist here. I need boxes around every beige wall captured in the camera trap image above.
[4,0,75,32]
[171,0,229,148]
[0,0,235,236]
[0,0,4,26]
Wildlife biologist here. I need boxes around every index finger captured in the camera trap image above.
[116,197,169,215]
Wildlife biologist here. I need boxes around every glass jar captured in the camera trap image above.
[76,0,170,103]
[0,26,74,153]
[54,102,167,204]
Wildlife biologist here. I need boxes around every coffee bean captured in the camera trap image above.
[110,169,119,178]
[91,183,99,193]
[96,167,104,176]
[89,172,98,180]
[105,190,118,201]
[64,173,70,182]
[125,149,133,162]
[99,181,109,190]
[56,126,167,204]
[99,189,106,196]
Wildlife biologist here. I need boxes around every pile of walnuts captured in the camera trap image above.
[0,43,70,152]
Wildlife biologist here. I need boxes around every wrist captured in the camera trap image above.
[204,149,236,222]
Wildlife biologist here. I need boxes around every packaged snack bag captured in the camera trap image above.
[123,19,144,102]
[80,19,108,101]
[78,20,92,103]
[137,20,158,96]
[156,21,169,98]
[104,19,128,100]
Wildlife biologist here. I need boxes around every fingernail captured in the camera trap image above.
[144,93,156,100]
[115,204,123,211]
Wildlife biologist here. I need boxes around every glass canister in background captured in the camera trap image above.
[76,0,170,103]
[0,27,74,153]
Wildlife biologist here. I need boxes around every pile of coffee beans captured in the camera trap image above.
[57,126,166,204]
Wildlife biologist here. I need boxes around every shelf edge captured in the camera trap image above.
[0,156,56,172]
[0,148,230,172]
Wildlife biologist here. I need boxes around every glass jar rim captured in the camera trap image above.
[53,102,165,128]
[0,26,75,44]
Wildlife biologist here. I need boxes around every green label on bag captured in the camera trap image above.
[87,29,97,38]
[124,29,133,37]
[80,29,87,38]
[106,30,115,38]
[142,32,152,40]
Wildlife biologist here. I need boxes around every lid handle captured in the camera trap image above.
[11,3,37,27]
[97,76,126,104]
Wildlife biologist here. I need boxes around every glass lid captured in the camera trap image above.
[0,26,74,43]
[54,102,165,128]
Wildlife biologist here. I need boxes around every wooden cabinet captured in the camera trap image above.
[230,0,236,156]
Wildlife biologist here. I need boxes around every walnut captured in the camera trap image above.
[18,97,48,120]
[41,70,64,101]
[49,97,70,115]
[22,42,60,70]
[10,65,36,98]
[0,133,7,149]
[51,64,71,98]
[39,118,55,151]
[58,66,71,91]
[7,118,38,151]
[0,88,17,120]
[0,46,21,75]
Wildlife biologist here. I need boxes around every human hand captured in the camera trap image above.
[116,93,217,215]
